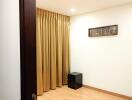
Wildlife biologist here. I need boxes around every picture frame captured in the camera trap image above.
[89,25,118,37]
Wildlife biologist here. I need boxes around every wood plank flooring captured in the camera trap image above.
[37,86,129,100]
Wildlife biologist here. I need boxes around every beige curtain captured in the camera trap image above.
[36,8,70,95]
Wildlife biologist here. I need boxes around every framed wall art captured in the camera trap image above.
[89,25,118,37]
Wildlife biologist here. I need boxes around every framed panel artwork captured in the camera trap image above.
[89,25,118,37]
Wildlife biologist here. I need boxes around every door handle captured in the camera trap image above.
[32,93,37,100]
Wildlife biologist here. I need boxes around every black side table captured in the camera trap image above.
[68,72,83,89]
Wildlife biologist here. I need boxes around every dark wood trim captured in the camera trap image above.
[84,85,132,100]
[19,0,37,100]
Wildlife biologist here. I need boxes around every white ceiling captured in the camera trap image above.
[36,0,132,16]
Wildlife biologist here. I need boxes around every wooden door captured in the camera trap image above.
[20,0,37,100]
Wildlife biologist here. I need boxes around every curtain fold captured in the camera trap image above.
[36,8,70,95]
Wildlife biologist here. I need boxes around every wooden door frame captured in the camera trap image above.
[19,0,37,100]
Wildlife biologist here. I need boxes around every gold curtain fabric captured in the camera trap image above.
[36,8,70,95]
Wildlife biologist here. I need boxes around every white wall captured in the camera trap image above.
[70,4,132,97]
[0,0,20,100]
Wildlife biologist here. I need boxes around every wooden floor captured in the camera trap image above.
[37,86,129,100]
